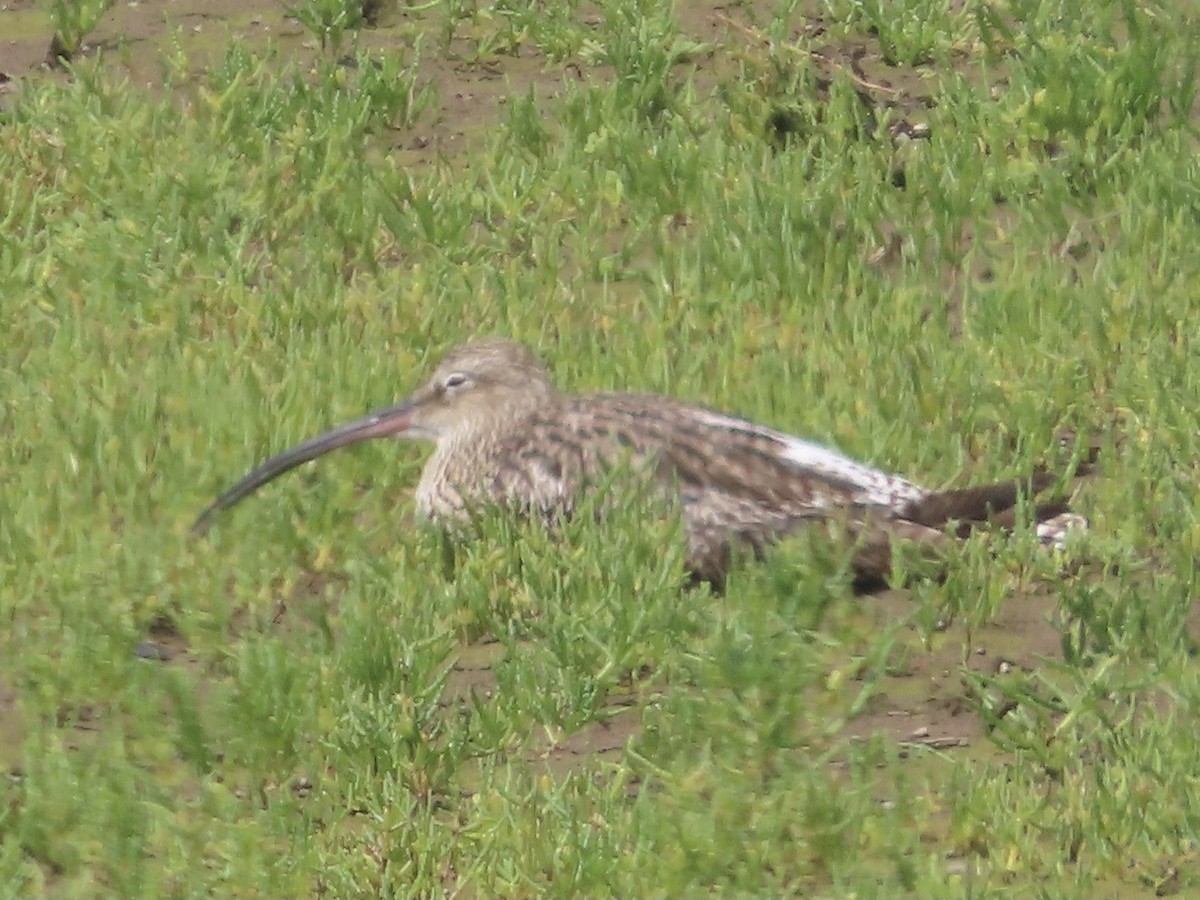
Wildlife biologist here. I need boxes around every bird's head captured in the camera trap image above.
[399,338,555,441]
[192,338,555,533]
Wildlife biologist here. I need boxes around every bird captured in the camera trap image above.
[193,338,1087,587]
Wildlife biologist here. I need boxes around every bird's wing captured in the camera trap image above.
[556,394,927,515]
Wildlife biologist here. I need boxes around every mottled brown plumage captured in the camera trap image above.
[193,339,1086,584]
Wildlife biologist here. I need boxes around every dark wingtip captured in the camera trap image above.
[902,470,1070,529]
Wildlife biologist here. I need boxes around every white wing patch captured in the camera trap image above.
[689,409,927,509]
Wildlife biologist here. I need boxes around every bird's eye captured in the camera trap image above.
[443,372,470,390]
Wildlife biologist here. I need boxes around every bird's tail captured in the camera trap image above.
[899,431,1097,537]
[850,464,1091,586]
[900,471,1059,530]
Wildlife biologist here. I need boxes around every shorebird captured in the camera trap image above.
[193,339,1086,585]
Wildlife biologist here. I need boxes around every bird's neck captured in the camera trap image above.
[416,403,545,520]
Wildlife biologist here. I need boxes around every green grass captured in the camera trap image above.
[3,0,1200,895]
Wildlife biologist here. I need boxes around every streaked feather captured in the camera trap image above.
[195,339,1089,584]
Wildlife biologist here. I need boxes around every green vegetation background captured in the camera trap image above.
[2,0,1200,895]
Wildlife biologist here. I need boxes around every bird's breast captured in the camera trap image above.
[414,431,580,523]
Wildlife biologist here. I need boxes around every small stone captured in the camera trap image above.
[135,641,174,662]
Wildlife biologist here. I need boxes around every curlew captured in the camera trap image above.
[193,339,1086,585]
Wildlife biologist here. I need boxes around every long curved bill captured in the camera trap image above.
[192,399,417,535]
